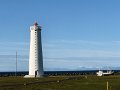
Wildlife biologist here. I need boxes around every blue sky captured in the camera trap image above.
[0,0,120,71]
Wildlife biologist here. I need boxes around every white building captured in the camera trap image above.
[25,22,44,78]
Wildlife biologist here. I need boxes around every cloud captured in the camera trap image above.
[0,40,120,71]
[44,57,120,70]
[42,40,120,70]
[43,40,120,57]
[0,42,29,55]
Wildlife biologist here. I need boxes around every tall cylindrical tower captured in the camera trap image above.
[25,22,44,78]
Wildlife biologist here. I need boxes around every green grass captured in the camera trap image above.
[0,75,120,90]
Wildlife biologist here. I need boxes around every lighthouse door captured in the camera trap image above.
[35,71,37,77]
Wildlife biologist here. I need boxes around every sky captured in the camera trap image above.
[0,0,120,71]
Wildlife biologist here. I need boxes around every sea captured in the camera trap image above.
[0,70,120,77]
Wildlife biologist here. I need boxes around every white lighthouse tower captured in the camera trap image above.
[25,22,44,78]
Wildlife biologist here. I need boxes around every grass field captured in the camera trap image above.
[0,75,120,90]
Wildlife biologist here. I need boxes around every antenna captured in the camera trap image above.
[15,51,17,77]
